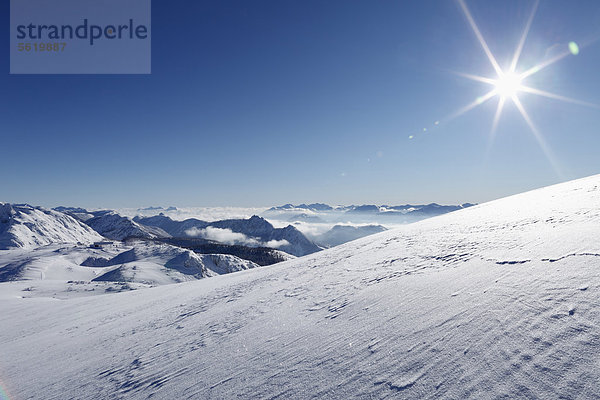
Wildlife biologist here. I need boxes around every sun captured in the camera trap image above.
[493,71,523,99]
[443,0,599,178]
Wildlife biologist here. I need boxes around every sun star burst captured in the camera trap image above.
[448,0,599,177]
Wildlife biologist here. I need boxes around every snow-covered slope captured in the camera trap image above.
[0,203,103,249]
[0,243,153,297]
[91,241,259,285]
[0,240,259,294]
[2,175,600,399]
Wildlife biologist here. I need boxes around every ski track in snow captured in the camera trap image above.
[1,176,600,399]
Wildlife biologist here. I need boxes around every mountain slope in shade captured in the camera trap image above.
[0,203,103,250]
[85,211,170,241]
[158,237,296,266]
[133,214,209,237]
[136,215,320,257]
[2,175,600,398]
[53,206,96,221]
[208,215,322,256]
[313,224,387,248]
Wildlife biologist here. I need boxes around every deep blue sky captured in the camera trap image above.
[2,0,600,208]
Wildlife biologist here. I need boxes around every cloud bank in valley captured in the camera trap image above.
[185,226,289,249]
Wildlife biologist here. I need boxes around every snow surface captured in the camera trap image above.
[1,175,600,399]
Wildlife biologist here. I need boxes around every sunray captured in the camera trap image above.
[512,95,563,177]
[510,0,539,72]
[458,0,503,76]
[489,96,505,146]
[454,71,497,85]
[520,86,600,109]
[483,96,506,165]
[445,89,497,122]
[519,49,571,79]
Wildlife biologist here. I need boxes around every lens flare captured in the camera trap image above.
[569,41,579,55]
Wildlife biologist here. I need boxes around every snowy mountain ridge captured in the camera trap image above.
[0,203,103,250]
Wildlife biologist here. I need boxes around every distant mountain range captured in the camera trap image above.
[268,203,333,212]
[0,204,263,289]
[0,199,476,299]
[2,202,476,258]
[268,202,476,216]
[50,208,321,258]
[137,206,178,212]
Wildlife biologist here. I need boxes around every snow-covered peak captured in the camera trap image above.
[0,203,103,249]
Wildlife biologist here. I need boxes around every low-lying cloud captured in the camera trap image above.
[185,227,259,246]
[185,226,287,249]
[264,239,290,249]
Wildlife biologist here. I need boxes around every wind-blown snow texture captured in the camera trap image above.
[0,203,103,249]
[1,175,600,399]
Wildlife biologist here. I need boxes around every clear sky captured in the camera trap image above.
[2,0,600,208]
